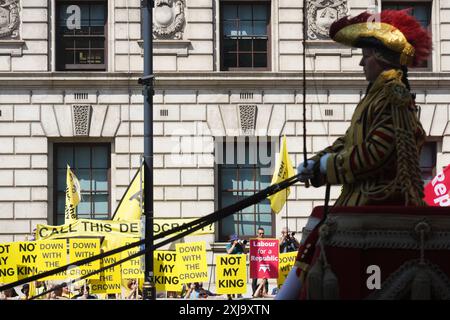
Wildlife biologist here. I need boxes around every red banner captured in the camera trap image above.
[423,164,450,206]
[249,238,279,279]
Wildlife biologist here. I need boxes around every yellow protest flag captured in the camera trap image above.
[268,135,296,213]
[65,165,81,223]
[112,165,144,221]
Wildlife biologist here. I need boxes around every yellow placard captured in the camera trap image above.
[36,239,68,280]
[175,241,208,284]
[153,218,214,236]
[0,242,16,283]
[68,239,101,279]
[35,219,141,241]
[277,252,297,286]
[215,254,247,295]
[13,242,40,281]
[120,238,144,279]
[90,253,122,294]
[154,251,180,292]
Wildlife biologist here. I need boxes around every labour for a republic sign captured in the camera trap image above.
[249,238,279,279]
[424,164,450,206]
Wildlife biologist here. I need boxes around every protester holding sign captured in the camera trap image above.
[251,227,270,295]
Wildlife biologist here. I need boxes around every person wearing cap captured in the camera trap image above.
[297,9,431,207]
[278,9,432,300]
[225,234,246,255]
[225,234,246,299]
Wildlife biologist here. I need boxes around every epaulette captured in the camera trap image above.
[384,80,412,108]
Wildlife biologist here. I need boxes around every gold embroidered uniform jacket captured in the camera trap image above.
[310,69,426,206]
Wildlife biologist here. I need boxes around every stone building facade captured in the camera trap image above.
[0,0,448,268]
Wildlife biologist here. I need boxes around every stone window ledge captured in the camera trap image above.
[305,40,353,57]
[138,39,192,57]
[0,40,25,57]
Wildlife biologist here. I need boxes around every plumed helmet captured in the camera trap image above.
[329,9,432,67]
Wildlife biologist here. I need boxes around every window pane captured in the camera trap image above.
[92,145,108,168]
[221,214,237,236]
[258,201,272,214]
[63,38,75,49]
[91,4,105,22]
[77,169,91,191]
[254,53,267,68]
[90,26,105,35]
[239,53,252,67]
[239,5,252,20]
[75,146,90,167]
[57,215,64,225]
[89,50,105,64]
[240,168,255,191]
[64,50,75,65]
[57,169,66,192]
[239,21,252,36]
[224,20,238,37]
[75,38,90,49]
[93,194,108,214]
[57,146,73,168]
[91,39,105,49]
[57,192,65,214]
[222,192,238,207]
[239,39,252,52]
[223,39,237,53]
[78,195,92,215]
[221,168,237,191]
[253,5,267,20]
[253,21,267,36]
[253,39,267,52]
[93,169,108,191]
[223,53,237,69]
[240,216,255,236]
[223,5,237,20]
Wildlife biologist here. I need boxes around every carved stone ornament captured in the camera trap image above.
[153,0,185,40]
[307,0,348,40]
[0,0,19,39]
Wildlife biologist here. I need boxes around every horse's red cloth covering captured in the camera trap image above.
[298,206,450,299]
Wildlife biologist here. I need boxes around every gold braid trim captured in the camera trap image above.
[361,81,425,205]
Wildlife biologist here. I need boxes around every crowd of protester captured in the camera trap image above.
[0,227,299,300]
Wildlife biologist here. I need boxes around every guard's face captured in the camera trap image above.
[360,48,385,83]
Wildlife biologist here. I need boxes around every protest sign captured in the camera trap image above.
[13,242,40,280]
[0,243,16,283]
[35,219,141,240]
[68,239,101,279]
[215,254,247,295]
[120,238,143,279]
[277,252,297,286]
[90,253,122,294]
[37,239,68,280]
[249,238,279,279]
[424,164,450,206]
[153,218,214,236]
[154,251,180,292]
[175,242,208,284]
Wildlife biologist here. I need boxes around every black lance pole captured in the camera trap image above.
[139,0,155,300]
